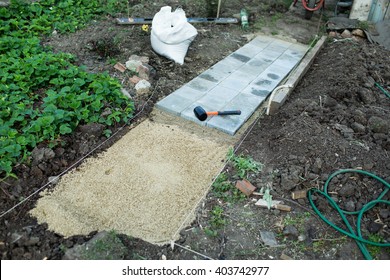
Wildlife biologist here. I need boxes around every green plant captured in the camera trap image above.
[0,0,135,178]
[210,205,226,229]
[204,205,227,237]
[212,172,246,203]
[366,233,387,259]
[227,148,263,179]
[82,230,126,260]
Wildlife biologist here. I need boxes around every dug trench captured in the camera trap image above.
[1,1,390,260]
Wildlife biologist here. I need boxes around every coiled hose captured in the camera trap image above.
[307,169,390,259]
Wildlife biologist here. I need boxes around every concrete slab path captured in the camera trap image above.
[156,35,308,135]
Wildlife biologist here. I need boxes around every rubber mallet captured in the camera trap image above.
[193,106,241,121]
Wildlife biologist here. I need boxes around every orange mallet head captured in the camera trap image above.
[193,106,241,121]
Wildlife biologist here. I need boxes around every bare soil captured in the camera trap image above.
[1,0,389,260]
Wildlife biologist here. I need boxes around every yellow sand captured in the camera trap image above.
[30,118,230,244]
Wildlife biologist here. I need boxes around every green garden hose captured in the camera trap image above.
[375,83,390,99]
[307,169,390,259]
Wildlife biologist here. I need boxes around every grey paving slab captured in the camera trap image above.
[156,35,308,135]
[155,94,194,116]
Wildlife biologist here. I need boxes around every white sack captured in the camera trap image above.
[151,6,198,65]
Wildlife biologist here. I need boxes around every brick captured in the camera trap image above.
[235,179,256,196]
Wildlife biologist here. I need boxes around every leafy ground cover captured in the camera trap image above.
[1,0,388,261]
[0,0,134,178]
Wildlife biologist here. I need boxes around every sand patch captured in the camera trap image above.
[30,119,230,244]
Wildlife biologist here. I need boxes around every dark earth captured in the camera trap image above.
[1,0,389,260]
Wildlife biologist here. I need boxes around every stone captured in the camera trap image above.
[48,176,60,185]
[31,147,55,164]
[323,95,338,107]
[379,209,389,219]
[129,54,149,64]
[357,88,376,104]
[129,75,142,84]
[259,231,278,247]
[283,225,299,237]
[344,200,355,212]
[338,183,355,197]
[367,222,383,234]
[78,123,105,137]
[340,29,352,38]
[135,79,151,95]
[137,64,150,80]
[125,60,142,72]
[352,29,365,38]
[351,122,366,133]
[0,1,10,7]
[328,31,338,38]
[334,124,354,139]
[368,116,389,134]
[24,236,40,246]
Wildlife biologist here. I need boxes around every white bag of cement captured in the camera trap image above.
[151,6,198,65]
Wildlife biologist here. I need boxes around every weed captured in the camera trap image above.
[204,227,218,237]
[357,20,370,30]
[212,172,245,203]
[82,230,126,260]
[227,148,263,179]
[367,233,387,259]
[283,212,311,229]
[210,205,226,229]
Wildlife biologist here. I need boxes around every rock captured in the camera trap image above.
[357,88,376,104]
[259,231,278,247]
[78,123,105,137]
[328,31,338,38]
[128,54,149,64]
[352,29,365,38]
[340,29,352,38]
[48,176,60,185]
[30,166,43,177]
[312,158,323,173]
[63,231,127,260]
[344,200,355,212]
[125,59,142,72]
[137,64,150,80]
[368,116,389,134]
[31,147,55,164]
[323,95,338,107]
[367,222,383,234]
[353,109,367,125]
[334,124,354,139]
[0,1,10,7]
[129,75,142,85]
[379,209,389,219]
[135,79,151,95]
[24,236,40,246]
[351,122,366,133]
[298,234,306,242]
[10,232,23,244]
[338,242,359,259]
[338,183,356,197]
[55,147,65,157]
[283,225,299,237]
